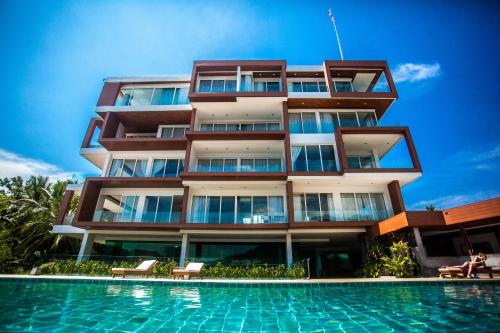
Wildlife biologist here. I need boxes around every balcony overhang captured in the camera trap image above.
[186,130,285,141]
[180,172,288,182]
[74,221,182,231]
[99,137,187,151]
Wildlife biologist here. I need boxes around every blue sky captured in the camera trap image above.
[0,0,499,209]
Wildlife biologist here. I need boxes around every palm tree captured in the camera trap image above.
[425,205,436,211]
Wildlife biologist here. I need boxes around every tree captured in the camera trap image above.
[425,205,436,211]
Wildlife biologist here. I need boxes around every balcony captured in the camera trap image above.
[80,118,106,168]
[188,60,287,102]
[288,111,378,135]
[335,127,422,185]
[182,141,287,182]
[98,111,190,151]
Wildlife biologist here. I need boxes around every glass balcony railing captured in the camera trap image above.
[196,75,283,93]
[188,213,287,224]
[191,158,284,173]
[115,87,190,106]
[198,122,282,132]
[92,210,180,223]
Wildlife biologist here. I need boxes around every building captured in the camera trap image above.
[53,60,500,277]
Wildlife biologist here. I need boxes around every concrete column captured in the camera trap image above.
[236,66,241,92]
[412,227,427,273]
[179,234,189,267]
[286,234,293,268]
[77,232,95,262]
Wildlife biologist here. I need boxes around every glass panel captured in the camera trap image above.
[220,196,235,223]
[268,159,282,172]
[240,123,254,131]
[255,159,267,172]
[207,196,221,224]
[306,146,322,171]
[223,159,237,172]
[305,194,321,221]
[178,160,184,174]
[237,197,252,223]
[134,160,148,177]
[122,160,136,177]
[172,127,186,137]
[199,80,212,92]
[266,82,280,92]
[151,88,174,105]
[200,124,213,131]
[226,124,238,131]
[211,80,225,92]
[320,113,339,133]
[319,193,335,221]
[109,159,123,177]
[241,159,254,172]
[142,196,158,222]
[213,123,227,131]
[173,88,189,104]
[153,196,171,222]
[338,113,359,127]
[161,127,174,138]
[360,156,375,168]
[120,196,137,222]
[334,81,352,92]
[241,75,252,92]
[210,159,223,172]
[358,112,377,127]
[292,146,307,172]
[288,113,302,134]
[165,159,179,176]
[370,193,388,220]
[267,122,280,130]
[225,80,237,92]
[253,123,267,131]
[253,82,265,92]
[372,72,390,92]
[115,89,133,106]
[347,157,361,169]
[269,196,285,223]
[151,159,166,177]
[302,82,319,92]
[130,88,153,106]
[293,194,305,222]
[252,196,268,223]
[292,82,302,92]
[356,193,373,221]
[197,159,210,172]
[301,113,318,133]
[170,196,183,223]
[190,196,206,223]
[341,193,358,221]
[320,145,337,172]
[318,81,328,92]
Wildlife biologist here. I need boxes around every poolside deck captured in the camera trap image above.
[1,274,499,284]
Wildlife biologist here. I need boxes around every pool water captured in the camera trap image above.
[0,280,498,332]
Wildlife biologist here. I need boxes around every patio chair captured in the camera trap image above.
[171,262,204,280]
[112,260,158,278]
[438,266,464,278]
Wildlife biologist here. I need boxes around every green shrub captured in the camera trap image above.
[362,243,387,278]
[382,241,415,278]
[202,262,305,279]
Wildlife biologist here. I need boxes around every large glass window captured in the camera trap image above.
[195,158,282,172]
[319,112,340,133]
[199,122,282,131]
[198,79,237,92]
[292,145,337,172]
[254,81,281,92]
[347,155,376,169]
[333,81,353,92]
[141,195,182,223]
[151,159,183,177]
[190,196,286,224]
[289,81,328,93]
[109,159,147,177]
[338,113,359,127]
[115,87,189,106]
[160,126,187,138]
[293,193,335,222]
[358,112,377,127]
[340,193,388,221]
[94,195,139,222]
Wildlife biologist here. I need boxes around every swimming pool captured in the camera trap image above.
[0,279,498,332]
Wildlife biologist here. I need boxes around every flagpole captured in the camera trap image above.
[329,8,344,60]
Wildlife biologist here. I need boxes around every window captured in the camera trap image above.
[190,195,286,224]
[141,195,182,223]
[347,156,376,169]
[198,79,237,92]
[293,193,335,222]
[198,122,282,131]
[254,81,281,92]
[289,81,328,93]
[340,193,388,221]
[109,159,147,177]
[358,112,377,127]
[319,113,340,133]
[196,158,282,172]
[292,145,337,172]
[160,126,187,138]
[338,113,359,127]
[288,112,319,134]
[333,81,353,92]
[94,195,139,222]
[151,159,184,177]
[115,87,189,106]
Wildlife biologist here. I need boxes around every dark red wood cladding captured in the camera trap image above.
[97,82,121,106]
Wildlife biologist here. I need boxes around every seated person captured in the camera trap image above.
[460,252,487,278]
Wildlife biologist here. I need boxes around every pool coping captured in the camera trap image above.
[1,274,499,287]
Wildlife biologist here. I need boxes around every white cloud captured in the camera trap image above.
[454,145,500,171]
[0,149,77,182]
[408,190,500,210]
[392,63,441,83]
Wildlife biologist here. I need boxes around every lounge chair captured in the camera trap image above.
[171,263,204,280]
[438,265,500,278]
[112,260,158,278]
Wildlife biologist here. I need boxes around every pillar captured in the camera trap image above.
[179,234,189,267]
[412,227,427,273]
[77,232,95,262]
[286,234,293,268]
